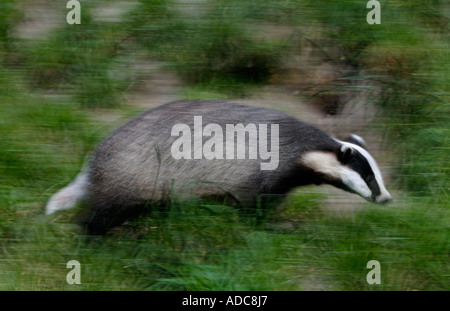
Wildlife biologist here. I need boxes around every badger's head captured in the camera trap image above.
[301,134,391,204]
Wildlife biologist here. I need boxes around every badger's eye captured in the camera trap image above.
[366,175,375,183]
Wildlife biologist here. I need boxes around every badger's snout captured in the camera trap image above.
[375,193,392,204]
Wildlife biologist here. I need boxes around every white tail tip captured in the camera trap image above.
[46,173,89,215]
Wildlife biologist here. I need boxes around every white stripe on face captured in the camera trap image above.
[300,151,372,200]
[336,139,391,203]
[300,139,391,203]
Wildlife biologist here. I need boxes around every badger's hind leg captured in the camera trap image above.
[76,197,146,235]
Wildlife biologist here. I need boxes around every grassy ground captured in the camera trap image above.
[0,0,448,290]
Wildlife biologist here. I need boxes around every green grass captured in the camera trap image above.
[300,197,449,290]
[2,175,447,290]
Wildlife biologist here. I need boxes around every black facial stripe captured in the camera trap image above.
[346,151,381,198]
[366,175,381,200]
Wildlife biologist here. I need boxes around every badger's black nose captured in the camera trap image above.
[376,194,392,204]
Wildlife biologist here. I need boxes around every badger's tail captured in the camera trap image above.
[45,171,89,215]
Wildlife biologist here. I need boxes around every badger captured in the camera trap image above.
[46,100,391,234]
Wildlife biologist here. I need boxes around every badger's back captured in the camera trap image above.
[88,100,337,208]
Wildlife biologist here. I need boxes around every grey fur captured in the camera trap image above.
[51,100,389,234]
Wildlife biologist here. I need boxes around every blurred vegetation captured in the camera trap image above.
[0,0,448,290]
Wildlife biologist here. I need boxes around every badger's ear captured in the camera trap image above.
[337,144,353,164]
[346,134,367,149]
